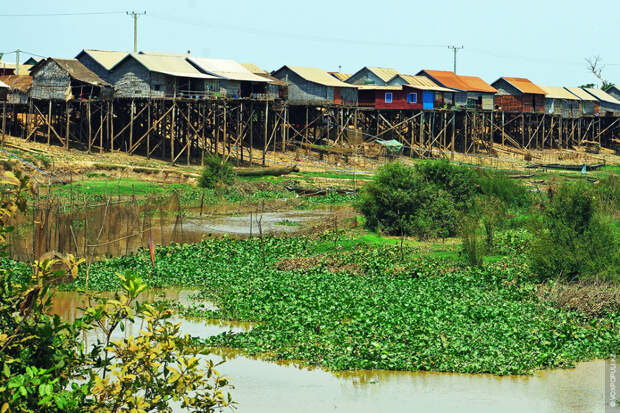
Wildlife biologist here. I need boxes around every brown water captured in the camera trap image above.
[10,193,330,261]
[52,290,607,413]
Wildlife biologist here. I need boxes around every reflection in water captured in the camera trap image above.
[52,290,606,413]
[10,192,329,261]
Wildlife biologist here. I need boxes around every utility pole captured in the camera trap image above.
[448,45,464,73]
[127,11,146,52]
[15,49,20,75]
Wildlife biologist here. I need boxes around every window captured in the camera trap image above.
[153,84,161,91]
[406,93,417,103]
[385,92,392,103]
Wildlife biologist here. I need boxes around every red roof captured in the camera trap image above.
[501,77,546,95]
[419,70,469,91]
[459,75,497,93]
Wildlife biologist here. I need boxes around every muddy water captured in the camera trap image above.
[52,290,607,413]
[10,194,330,261]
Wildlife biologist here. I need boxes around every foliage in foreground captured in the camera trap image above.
[0,170,233,412]
[35,235,619,376]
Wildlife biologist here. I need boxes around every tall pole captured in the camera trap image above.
[448,45,464,73]
[15,49,20,75]
[127,11,146,52]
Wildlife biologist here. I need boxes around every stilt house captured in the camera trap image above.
[271,65,357,105]
[346,67,400,86]
[30,58,111,100]
[388,74,458,109]
[491,77,546,113]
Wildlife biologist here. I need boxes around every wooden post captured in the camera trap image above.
[109,102,114,151]
[463,112,468,154]
[129,99,134,154]
[223,103,227,158]
[99,103,103,153]
[147,102,151,158]
[419,111,424,147]
[521,114,525,148]
[170,102,176,163]
[450,113,455,159]
[47,100,52,145]
[87,101,92,153]
[64,102,69,150]
[249,102,254,165]
[262,99,268,166]
[1,100,5,147]
[187,103,191,166]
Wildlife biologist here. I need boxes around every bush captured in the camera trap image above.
[415,159,478,209]
[199,154,235,189]
[356,162,459,239]
[529,182,620,281]
[460,215,484,266]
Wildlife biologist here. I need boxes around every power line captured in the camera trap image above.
[149,13,450,49]
[448,45,464,73]
[0,11,126,17]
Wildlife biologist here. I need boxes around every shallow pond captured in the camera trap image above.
[52,290,608,413]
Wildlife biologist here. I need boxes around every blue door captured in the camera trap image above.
[422,91,434,110]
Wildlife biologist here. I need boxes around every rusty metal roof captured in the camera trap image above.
[417,70,469,91]
[0,75,32,92]
[390,74,455,92]
[328,72,351,82]
[77,49,129,70]
[538,85,579,100]
[564,87,597,101]
[582,87,620,104]
[459,75,497,93]
[275,66,355,88]
[500,77,546,95]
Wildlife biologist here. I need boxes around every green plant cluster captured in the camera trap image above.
[529,181,620,281]
[27,235,618,376]
[198,154,235,189]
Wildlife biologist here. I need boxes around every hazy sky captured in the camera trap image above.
[1,0,618,87]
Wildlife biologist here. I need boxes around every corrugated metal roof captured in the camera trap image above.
[328,72,351,82]
[188,57,270,82]
[365,67,400,83]
[583,87,620,104]
[0,75,32,92]
[538,85,579,100]
[31,58,110,86]
[391,74,456,92]
[277,66,355,87]
[240,62,269,75]
[459,75,497,93]
[500,77,546,95]
[564,87,598,101]
[418,70,469,91]
[357,85,402,91]
[79,49,129,70]
[112,54,218,80]
[0,61,33,75]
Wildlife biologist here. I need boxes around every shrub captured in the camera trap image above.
[199,154,235,189]
[460,215,484,266]
[529,182,620,281]
[356,162,459,239]
[415,159,478,209]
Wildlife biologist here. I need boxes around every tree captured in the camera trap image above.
[585,55,615,91]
